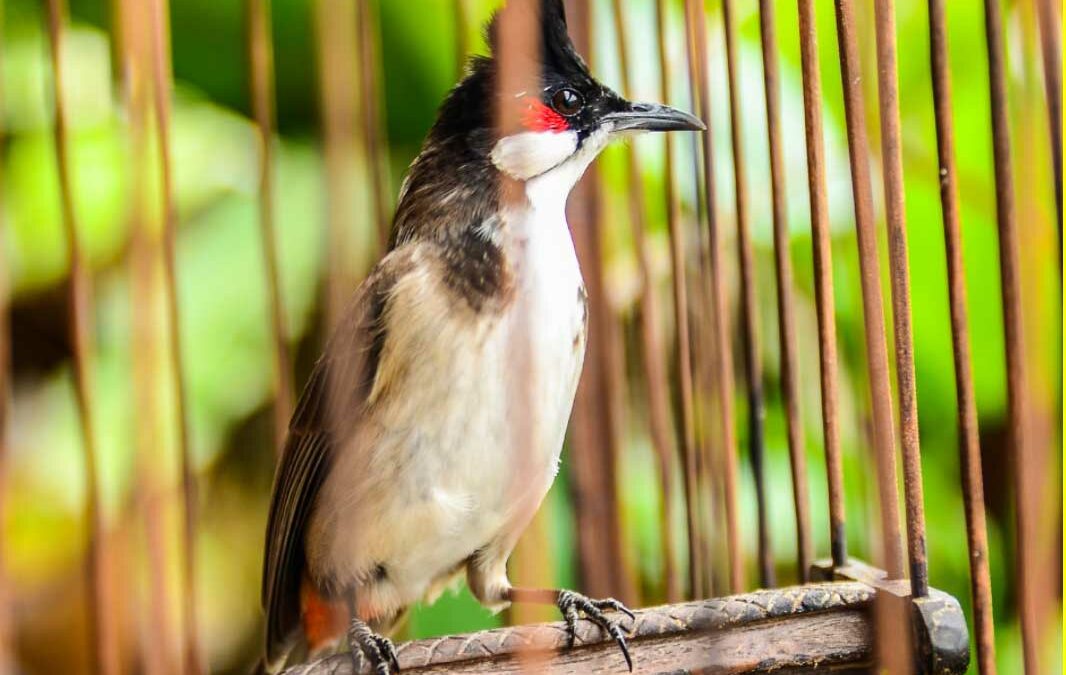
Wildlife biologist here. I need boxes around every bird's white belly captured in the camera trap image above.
[312,208,586,613]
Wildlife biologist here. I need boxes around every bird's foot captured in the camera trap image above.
[346,618,400,675]
[556,590,636,671]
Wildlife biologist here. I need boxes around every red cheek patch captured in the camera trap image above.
[521,97,570,133]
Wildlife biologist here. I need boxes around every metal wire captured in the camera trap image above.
[926,0,996,669]
[758,0,812,583]
[147,0,203,670]
[982,0,1039,670]
[795,0,847,571]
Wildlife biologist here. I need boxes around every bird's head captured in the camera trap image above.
[429,0,704,187]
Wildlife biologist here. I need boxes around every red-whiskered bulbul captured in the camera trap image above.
[260,1,703,672]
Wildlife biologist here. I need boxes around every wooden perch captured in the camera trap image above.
[284,582,884,674]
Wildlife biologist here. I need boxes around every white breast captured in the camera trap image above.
[309,185,587,617]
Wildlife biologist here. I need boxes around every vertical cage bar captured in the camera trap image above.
[247,0,295,455]
[315,0,362,331]
[655,0,705,599]
[1034,0,1062,252]
[43,1,113,672]
[0,2,12,667]
[680,0,717,599]
[757,0,813,583]
[927,0,997,669]
[832,0,905,582]
[356,0,391,250]
[872,0,929,600]
[609,0,680,603]
[564,0,633,604]
[453,0,469,80]
[982,0,1039,670]
[1016,0,1059,656]
[796,0,847,570]
[834,2,912,670]
[146,0,203,671]
[117,0,177,671]
[492,9,563,665]
[721,0,770,591]
[687,0,744,597]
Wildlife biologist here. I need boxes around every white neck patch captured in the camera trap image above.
[491,130,579,181]
[525,127,610,207]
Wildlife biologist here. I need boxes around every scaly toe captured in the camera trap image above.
[587,597,637,623]
[555,591,635,672]
[374,635,400,672]
[347,618,395,675]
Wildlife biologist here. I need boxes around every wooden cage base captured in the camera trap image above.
[282,567,969,674]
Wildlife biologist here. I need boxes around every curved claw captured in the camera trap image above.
[374,635,401,673]
[347,618,398,675]
[606,628,633,672]
[555,591,635,672]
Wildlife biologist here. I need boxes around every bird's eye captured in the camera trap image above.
[551,88,584,116]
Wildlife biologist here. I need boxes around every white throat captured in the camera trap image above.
[491,127,612,209]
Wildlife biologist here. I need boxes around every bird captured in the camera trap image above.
[259,0,703,672]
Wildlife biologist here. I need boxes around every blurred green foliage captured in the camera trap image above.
[0,1,1060,674]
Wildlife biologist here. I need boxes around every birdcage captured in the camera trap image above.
[3,0,1061,674]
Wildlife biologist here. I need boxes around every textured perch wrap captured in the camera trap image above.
[283,582,878,674]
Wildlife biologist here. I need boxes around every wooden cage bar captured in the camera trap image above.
[981,0,1039,671]
[1034,0,1062,252]
[356,0,392,251]
[654,0,706,601]
[608,0,681,604]
[795,0,848,571]
[831,0,905,585]
[0,0,9,661]
[684,0,742,603]
[757,0,813,585]
[720,0,770,593]
[146,0,203,671]
[872,0,930,601]
[43,1,112,672]
[247,0,295,456]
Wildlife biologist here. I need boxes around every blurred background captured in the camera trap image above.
[0,0,1061,673]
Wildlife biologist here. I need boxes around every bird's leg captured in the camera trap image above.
[345,597,400,675]
[504,587,636,671]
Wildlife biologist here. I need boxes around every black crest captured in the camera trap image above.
[485,0,589,81]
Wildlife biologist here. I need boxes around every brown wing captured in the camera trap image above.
[261,249,415,666]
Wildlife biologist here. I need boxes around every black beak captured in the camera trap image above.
[604,102,706,133]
